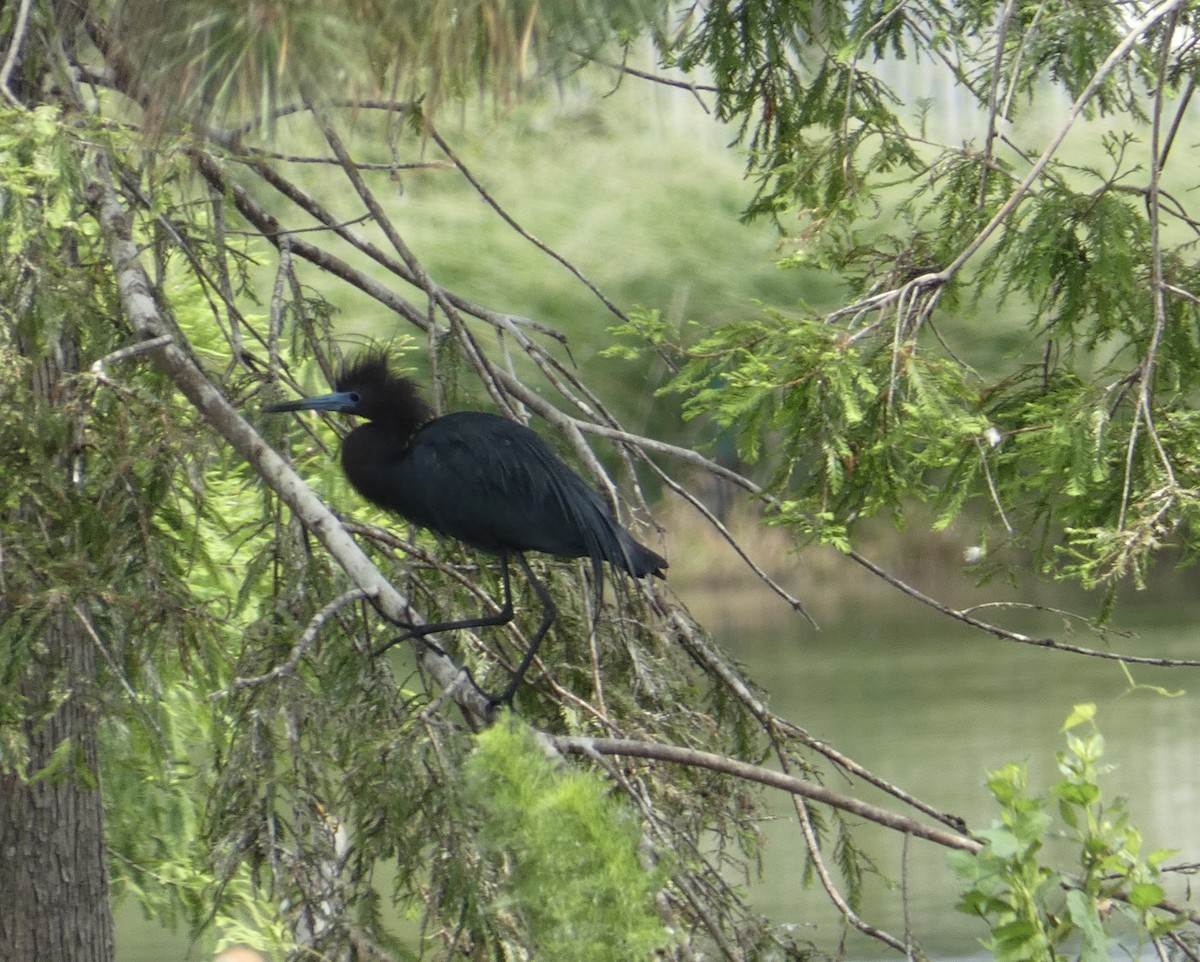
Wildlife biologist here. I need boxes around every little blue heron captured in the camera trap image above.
[266,353,667,704]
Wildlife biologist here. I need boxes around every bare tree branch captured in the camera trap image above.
[554,735,982,853]
[848,549,1200,668]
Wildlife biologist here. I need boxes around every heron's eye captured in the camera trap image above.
[348,392,360,404]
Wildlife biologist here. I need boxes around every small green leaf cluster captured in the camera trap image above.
[655,306,989,547]
[464,719,673,962]
[949,705,1181,962]
[668,0,921,224]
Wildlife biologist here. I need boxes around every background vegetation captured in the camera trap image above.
[4,2,1200,961]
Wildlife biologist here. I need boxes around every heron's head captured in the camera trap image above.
[265,351,432,432]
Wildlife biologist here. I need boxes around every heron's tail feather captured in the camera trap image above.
[616,530,668,580]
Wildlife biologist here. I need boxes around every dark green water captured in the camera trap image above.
[114,596,1200,960]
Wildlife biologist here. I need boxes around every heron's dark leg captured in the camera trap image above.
[371,555,515,657]
[490,554,557,707]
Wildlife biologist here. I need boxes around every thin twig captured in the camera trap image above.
[306,93,433,292]
[224,589,368,692]
[847,548,1200,667]
[797,795,910,952]
[0,0,33,104]
[427,123,631,324]
[770,721,911,952]
[649,459,815,622]
[240,145,448,171]
[979,0,1017,207]
[975,436,1014,533]
[90,335,174,375]
[1119,6,1180,530]
[588,55,719,98]
[71,602,163,739]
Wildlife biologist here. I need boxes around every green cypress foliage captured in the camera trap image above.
[465,719,673,962]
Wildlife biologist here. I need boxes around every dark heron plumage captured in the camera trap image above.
[266,353,667,704]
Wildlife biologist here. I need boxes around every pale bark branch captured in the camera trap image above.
[87,162,492,722]
[555,735,982,853]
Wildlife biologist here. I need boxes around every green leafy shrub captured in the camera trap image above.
[950,705,1182,962]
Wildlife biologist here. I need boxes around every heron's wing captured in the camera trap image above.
[389,414,625,563]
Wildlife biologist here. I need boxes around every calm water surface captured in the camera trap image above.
[115,595,1200,960]
[724,596,1200,960]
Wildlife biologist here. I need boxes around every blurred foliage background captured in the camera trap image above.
[7,2,1200,961]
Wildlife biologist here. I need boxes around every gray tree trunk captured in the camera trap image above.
[0,611,115,962]
[0,346,115,961]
